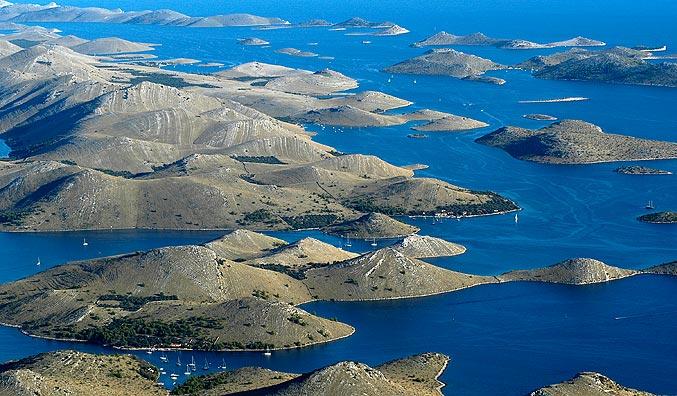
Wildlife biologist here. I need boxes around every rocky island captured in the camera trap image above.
[476,120,677,164]
[499,258,638,285]
[518,47,677,88]
[523,114,558,121]
[637,211,677,224]
[383,48,506,81]
[614,165,672,175]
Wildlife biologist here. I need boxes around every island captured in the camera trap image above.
[531,372,656,396]
[518,47,677,88]
[238,37,270,46]
[498,258,638,285]
[383,48,506,81]
[274,47,318,57]
[637,211,677,224]
[644,261,677,276]
[523,114,558,121]
[475,120,677,164]
[614,165,672,175]
[411,31,605,50]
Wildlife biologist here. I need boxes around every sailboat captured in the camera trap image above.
[218,358,227,370]
[82,238,88,246]
[189,355,196,371]
[203,358,210,370]
[264,348,272,356]
[514,213,519,223]
[159,352,168,362]
[344,235,352,248]
[146,347,153,355]
[169,373,179,380]
[36,257,40,266]
[413,79,417,84]
[645,200,655,210]
[184,365,191,375]
[370,238,377,247]
[176,356,181,367]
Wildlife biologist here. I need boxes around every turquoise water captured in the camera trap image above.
[2,0,676,394]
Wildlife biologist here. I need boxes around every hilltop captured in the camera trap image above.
[499,258,638,285]
[322,212,420,239]
[303,247,496,300]
[614,166,672,175]
[0,350,164,396]
[229,352,449,395]
[476,120,677,164]
[644,261,677,276]
[530,372,655,396]
[391,234,466,258]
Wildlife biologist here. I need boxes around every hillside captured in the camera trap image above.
[530,372,655,396]
[0,350,164,396]
[643,261,677,276]
[499,258,638,285]
[303,248,495,300]
[0,245,360,350]
[246,237,358,271]
[476,120,677,164]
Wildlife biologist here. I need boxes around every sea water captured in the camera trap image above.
[1,0,676,394]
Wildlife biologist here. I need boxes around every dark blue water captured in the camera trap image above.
[2,0,677,394]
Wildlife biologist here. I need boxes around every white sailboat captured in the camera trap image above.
[36,257,40,266]
[159,352,168,362]
[645,200,655,210]
[370,238,377,247]
[184,365,191,375]
[514,213,519,223]
[345,235,352,247]
[218,358,227,370]
[82,238,88,246]
[264,348,272,356]
[176,356,181,367]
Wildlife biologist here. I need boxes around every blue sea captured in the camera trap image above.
[1,1,676,394]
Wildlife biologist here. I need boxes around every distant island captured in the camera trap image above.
[518,47,677,88]
[476,120,677,164]
[499,258,638,285]
[523,114,558,121]
[411,31,605,50]
[614,165,672,175]
[0,2,288,27]
[637,211,677,224]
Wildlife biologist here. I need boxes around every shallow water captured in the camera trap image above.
[1,0,676,394]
